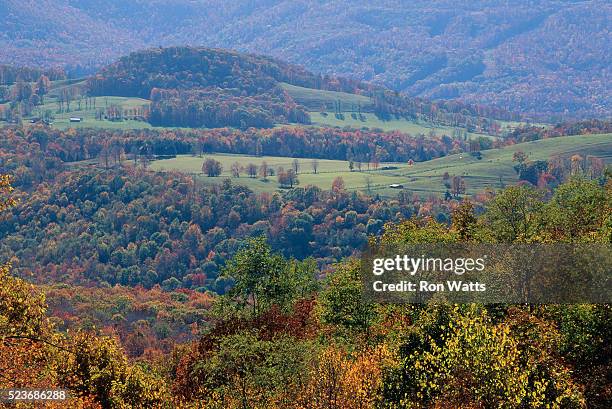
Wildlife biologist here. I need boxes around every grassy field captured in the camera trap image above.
[29,95,153,130]
[373,133,612,196]
[282,82,527,138]
[148,133,612,197]
[280,83,373,111]
[150,154,405,194]
[0,78,153,130]
[308,112,494,139]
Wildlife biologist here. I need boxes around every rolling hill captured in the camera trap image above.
[81,46,512,132]
[1,0,610,120]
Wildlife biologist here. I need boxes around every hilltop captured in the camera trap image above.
[1,46,513,133]
[1,0,610,120]
[87,47,328,99]
[89,47,516,131]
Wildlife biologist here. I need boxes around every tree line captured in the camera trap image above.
[149,87,310,129]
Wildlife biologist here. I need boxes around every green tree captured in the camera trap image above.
[36,75,50,104]
[383,306,583,408]
[316,259,376,335]
[451,200,477,240]
[484,185,543,242]
[192,332,311,408]
[543,178,608,240]
[221,237,318,316]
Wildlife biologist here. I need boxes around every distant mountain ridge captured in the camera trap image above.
[1,0,610,120]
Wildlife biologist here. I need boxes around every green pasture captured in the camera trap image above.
[28,95,152,130]
[372,133,612,196]
[148,134,612,197]
[149,153,405,194]
[280,83,373,111]
[308,111,494,139]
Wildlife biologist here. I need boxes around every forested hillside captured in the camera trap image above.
[84,47,517,131]
[0,125,459,291]
[2,0,610,119]
[2,172,611,407]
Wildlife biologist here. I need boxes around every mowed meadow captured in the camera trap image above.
[149,154,405,194]
[149,133,612,196]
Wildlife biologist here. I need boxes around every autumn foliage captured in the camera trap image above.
[1,147,611,408]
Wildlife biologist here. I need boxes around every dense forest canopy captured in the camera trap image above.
[1,171,611,407]
[86,46,368,128]
[0,65,65,85]
[87,47,330,99]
